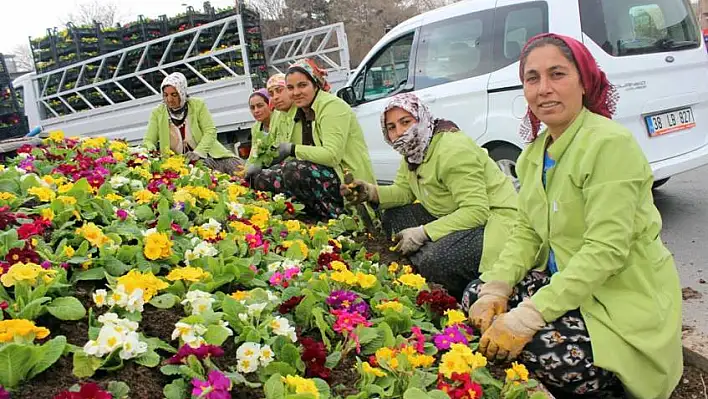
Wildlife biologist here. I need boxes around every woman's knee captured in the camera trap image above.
[461,279,484,311]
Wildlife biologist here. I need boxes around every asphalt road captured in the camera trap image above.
[653,165,708,334]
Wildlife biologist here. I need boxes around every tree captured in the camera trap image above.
[11,44,35,72]
[59,0,124,28]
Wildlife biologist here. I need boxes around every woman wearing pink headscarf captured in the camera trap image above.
[463,34,682,399]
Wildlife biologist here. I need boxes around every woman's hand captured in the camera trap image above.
[479,299,546,361]
[340,170,379,205]
[185,151,201,162]
[394,226,429,255]
[271,143,294,165]
[468,281,512,332]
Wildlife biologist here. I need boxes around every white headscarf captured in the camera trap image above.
[161,72,189,121]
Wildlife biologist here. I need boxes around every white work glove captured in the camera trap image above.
[394,226,429,255]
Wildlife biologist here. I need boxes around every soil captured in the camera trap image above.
[10,235,708,399]
[682,287,703,301]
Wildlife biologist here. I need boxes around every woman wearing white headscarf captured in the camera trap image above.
[143,72,242,174]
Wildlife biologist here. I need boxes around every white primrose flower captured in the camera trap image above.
[270,316,297,342]
[227,202,245,218]
[181,290,216,315]
[259,344,274,367]
[246,302,267,316]
[202,218,222,234]
[172,322,207,348]
[129,180,144,191]
[109,176,130,189]
[119,331,148,360]
[273,193,286,201]
[93,289,108,308]
[236,342,262,373]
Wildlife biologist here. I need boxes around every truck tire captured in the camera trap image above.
[652,178,670,189]
[489,144,522,191]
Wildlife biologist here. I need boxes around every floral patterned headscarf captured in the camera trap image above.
[381,93,439,170]
[266,73,287,91]
[519,33,619,143]
[287,59,331,92]
[160,72,189,122]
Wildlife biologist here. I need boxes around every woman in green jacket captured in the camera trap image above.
[463,34,682,399]
[143,72,242,174]
[340,93,517,299]
[249,59,376,220]
[247,88,273,161]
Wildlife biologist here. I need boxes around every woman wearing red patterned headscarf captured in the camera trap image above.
[462,34,682,399]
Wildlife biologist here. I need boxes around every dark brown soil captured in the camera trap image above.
[682,287,703,301]
[141,306,183,343]
[330,355,359,397]
[671,364,707,398]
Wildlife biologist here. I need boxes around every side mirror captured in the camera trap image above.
[337,86,357,106]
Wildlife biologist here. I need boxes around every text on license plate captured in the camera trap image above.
[645,107,696,137]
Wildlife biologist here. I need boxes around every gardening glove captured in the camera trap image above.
[340,170,379,205]
[185,151,202,162]
[479,298,546,362]
[394,226,429,255]
[245,164,262,180]
[272,142,294,165]
[468,281,512,333]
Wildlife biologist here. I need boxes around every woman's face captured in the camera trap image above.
[268,85,294,112]
[249,95,271,122]
[163,86,181,110]
[384,107,417,142]
[286,72,317,108]
[522,44,585,135]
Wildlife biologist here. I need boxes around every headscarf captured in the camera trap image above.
[161,72,189,124]
[266,73,286,91]
[382,93,459,171]
[287,58,331,92]
[518,33,619,143]
[249,88,272,110]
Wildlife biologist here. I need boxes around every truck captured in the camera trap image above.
[13,7,352,151]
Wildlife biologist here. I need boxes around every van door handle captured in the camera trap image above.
[421,94,438,103]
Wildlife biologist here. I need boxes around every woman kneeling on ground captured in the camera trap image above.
[143,72,242,174]
[248,59,376,220]
[341,93,518,299]
[463,33,682,399]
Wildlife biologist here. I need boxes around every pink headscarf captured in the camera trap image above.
[519,33,619,143]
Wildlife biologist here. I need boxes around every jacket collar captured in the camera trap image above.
[527,107,588,165]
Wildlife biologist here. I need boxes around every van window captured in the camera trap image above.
[352,33,415,103]
[493,2,549,70]
[579,0,700,56]
[414,10,493,90]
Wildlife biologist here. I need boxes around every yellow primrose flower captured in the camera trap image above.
[376,301,403,313]
[63,246,76,258]
[230,221,256,236]
[58,183,74,194]
[402,265,413,274]
[81,137,107,149]
[330,261,347,272]
[445,309,466,326]
[28,186,56,202]
[362,362,386,377]
[0,192,16,202]
[375,347,395,362]
[226,184,248,201]
[58,195,77,206]
[117,270,169,301]
[166,267,211,282]
[109,140,128,152]
[104,193,123,202]
[48,130,65,143]
[282,239,308,258]
[282,375,319,398]
[143,231,173,260]
[330,269,357,286]
[40,208,55,221]
[230,291,250,301]
[284,220,301,232]
[134,189,156,204]
[409,354,436,368]
[388,262,400,274]
[397,273,426,290]
[308,226,326,238]
[1,262,56,288]
[173,188,197,207]
[113,152,125,162]
[185,186,218,202]
[506,362,530,382]
[0,319,50,343]
[41,175,57,186]
[161,156,185,172]
[76,223,112,247]
[355,272,377,289]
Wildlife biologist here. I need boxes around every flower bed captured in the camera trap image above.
[0,132,549,399]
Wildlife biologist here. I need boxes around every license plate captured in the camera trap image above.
[645,107,696,137]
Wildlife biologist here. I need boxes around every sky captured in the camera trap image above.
[1,0,240,54]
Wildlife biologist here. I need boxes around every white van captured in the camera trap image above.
[337,0,708,188]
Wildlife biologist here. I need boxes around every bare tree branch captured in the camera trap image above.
[59,0,125,28]
[10,44,35,72]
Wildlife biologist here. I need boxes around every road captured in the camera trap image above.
[653,165,708,334]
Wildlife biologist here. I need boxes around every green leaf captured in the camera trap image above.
[149,293,179,309]
[102,257,132,276]
[472,367,504,389]
[529,393,548,399]
[135,350,161,367]
[17,297,51,320]
[313,378,331,399]
[107,381,130,399]
[163,378,188,399]
[72,351,103,378]
[263,362,297,381]
[160,364,183,376]
[28,336,67,379]
[428,391,451,399]
[311,307,332,349]
[71,267,107,282]
[203,325,231,346]
[278,343,303,371]
[403,388,434,399]
[135,205,155,221]
[324,351,341,369]
[408,370,438,390]
[47,297,86,321]
[0,344,33,388]
[264,373,286,399]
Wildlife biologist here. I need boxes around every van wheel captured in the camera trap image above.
[489,144,522,191]
[652,178,670,189]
